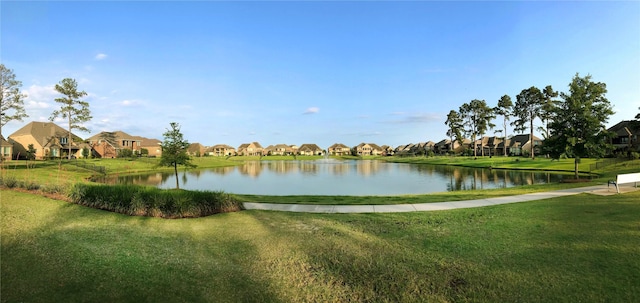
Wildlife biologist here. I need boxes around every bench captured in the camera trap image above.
[608,173,640,193]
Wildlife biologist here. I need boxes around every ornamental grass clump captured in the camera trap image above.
[69,183,243,218]
[1,176,19,188]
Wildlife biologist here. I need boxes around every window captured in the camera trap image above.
[60,137,68,145]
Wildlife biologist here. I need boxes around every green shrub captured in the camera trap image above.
[3,176,18,188]
[117,149,135,158]
[25,182,40,191]
[69,183,243,218]
[41,184,69,195]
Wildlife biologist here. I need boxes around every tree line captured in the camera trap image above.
[444,73,632,177]
[445,84,560,159]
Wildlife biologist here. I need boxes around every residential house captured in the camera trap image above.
[474,136,504,157]
[298,143,323,156]
[434,139,471,155]
[133,136,162,157]
[417,141,435,153]
[394,143,414,155]
[9,121,84,159]
[403,141,435,155]
[328,143,350,156]
[237,142,263,156]
[1,135,13,161]
[207,144,236,156]
[608,120,639,152]
[264,144,294,156]
[355,143,384,156]
[187,143,206,157]
[485,136,504,157]
[86,131,144,158]
[504,134,543,156]
[380,145,394,156]
[434,140,449,154]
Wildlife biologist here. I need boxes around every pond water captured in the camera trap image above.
[101,160,567,196]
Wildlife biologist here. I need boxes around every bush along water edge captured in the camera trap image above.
[0,179,244,218]
[68,183,244,218]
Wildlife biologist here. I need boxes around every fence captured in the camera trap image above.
[588,158,627,172]
[63,159,107,174]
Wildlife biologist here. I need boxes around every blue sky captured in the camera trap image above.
[2,1,639,149]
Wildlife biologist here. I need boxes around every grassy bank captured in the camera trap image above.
[2,189,638,302]
[236,181,599,205]
[385,155,599,172]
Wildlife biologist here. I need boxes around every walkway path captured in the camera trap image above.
[243,184,638,213]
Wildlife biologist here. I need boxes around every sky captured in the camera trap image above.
[2,1,639,149]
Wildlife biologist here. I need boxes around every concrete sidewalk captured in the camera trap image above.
[242,184,638,214]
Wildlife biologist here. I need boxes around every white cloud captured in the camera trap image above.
[119,99,146,107]
[387,112,440,124]
[121,100,134,106]
[361,131,383,136]
[23,84,57,102]
[95,53,108,60]
[303,107,319,114]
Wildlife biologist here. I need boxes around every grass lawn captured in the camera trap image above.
[2,189,639,302]
[385,155,600,172]
[236,182,600,205]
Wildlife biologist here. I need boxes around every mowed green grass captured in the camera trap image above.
[236,182,599,205]
[2,190,639,302]
[386,155,600,172]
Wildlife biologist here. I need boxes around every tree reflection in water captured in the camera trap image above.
[96,160,567,195]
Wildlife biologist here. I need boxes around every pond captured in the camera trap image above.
[100,160,568,196]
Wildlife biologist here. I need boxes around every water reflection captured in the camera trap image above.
[98,160,566,196]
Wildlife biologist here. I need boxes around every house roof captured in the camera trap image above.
[608,120,640,137]
[135,137,161,147]
[328,143,349,149]
[206,144,235,152]
[274,144,290,150]
[9,121,82,147]
[211,144,235,149]
[299,143,322,151]
[87,130,142,147]
[238,142,263,150]
[367,143,383,151]
[187,143,205,153]
[510,134,541,145]
[0,135,12,147]
[434,139,449,147]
